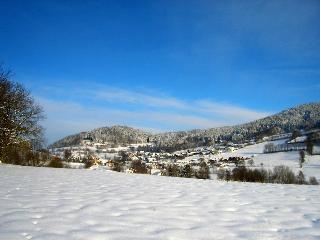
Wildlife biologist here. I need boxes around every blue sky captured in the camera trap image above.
[0,0,319,144]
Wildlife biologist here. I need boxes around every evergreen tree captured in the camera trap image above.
[181,164,193,178]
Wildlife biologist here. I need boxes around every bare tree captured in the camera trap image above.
[0,66,44,163]
[248,159,254,167]
[181,164,193,178]
[299,150,305,168]
[296,171,305,184]
[263,143,276,153]
[64,149,72,162]
[291,129,301,141]
[196,161,209,179]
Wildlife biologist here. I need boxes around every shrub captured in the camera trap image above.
[218,164,315,185]
[235,159,245,167]
[231,166,268,183]
[296,171,306,184]
[83,156,95,169]
[232,166,247,182]
[291,129,301,140]
[309,176,319,185]
[64,149,72,162]
[247,159,254,166]
[306,138,314,155]
[47,157,63,168]
[112,161,124,172]
[196,161,210,179]
[2,142,46,166]
[225,169,231,181]
[131,160,148,174]
[181,164,194,178]
[264,143,276,153]
[250,168,269,183]
[217,168,226,180]
[165,164,180,177]
[272,165,296,184]
[299,150,305,168]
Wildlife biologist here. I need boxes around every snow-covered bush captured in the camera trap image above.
[309,176,319,185]
[180,164,194,178]
[296,171,306,185]
[196,161,210,179]
[130,160,148,174]
[111,161,124,172]
[230,167,269,183]
[272,166,296,184]
[83,157,95,169]
[162,164,180,177]
[218,165,317,185]
[264,143,276,153]
[47,157,63,168]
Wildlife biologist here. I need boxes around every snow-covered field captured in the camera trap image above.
[1,165,320,240]
[215,140,320,180]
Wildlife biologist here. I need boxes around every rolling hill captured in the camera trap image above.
[50,102,320,149]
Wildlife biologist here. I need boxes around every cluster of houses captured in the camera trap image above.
[263,129,320,154]
[50,129,320,175]
[50,135,258,176]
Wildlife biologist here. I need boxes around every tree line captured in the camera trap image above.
[217,165,318,185]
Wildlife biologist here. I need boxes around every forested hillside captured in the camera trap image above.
[51,102,320,150]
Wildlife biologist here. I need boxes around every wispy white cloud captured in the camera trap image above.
[94,87,187,109]
[84,86,271,120]
[36,85,272,143]
[195,100,270,121]
[39,97,227,143]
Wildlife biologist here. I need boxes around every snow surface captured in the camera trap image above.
[1,165,320,240]
[214,140,320,180]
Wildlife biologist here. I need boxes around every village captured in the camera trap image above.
[50,134,253,175]
[49,129,320,179]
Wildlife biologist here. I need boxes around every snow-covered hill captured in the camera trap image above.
[50,102,320,149]
[50,125,151,148]
[1,165,320,240]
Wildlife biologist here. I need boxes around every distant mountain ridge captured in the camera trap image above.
[50,102,320,149]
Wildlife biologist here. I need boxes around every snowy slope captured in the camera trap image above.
[215,140,320,180]
[1,165,320,240]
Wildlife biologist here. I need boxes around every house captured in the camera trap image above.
[288,136,307,144]
[269,133,292,141]
[151,168,162,176]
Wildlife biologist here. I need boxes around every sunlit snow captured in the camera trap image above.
[0,165,320,240]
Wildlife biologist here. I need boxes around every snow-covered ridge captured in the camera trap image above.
[50,125,151,148]
[50,102,320,149]
[0,164,320,240]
